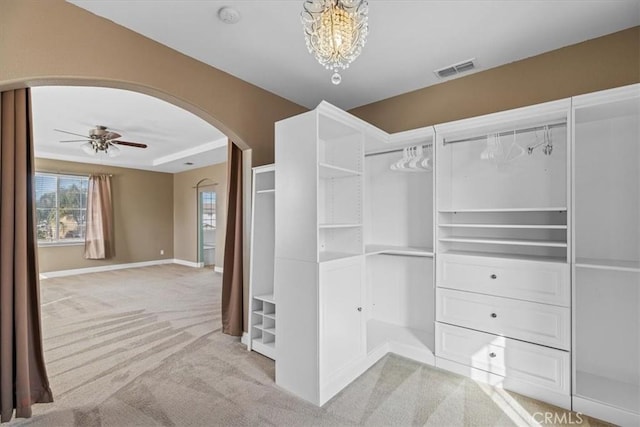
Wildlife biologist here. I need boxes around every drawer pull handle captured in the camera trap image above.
[490,274,497,279]
[357,307,362,312]
[490,313,497,318]
[489,352,496,358]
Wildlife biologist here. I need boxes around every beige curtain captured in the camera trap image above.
[222,142,244,336]
[0,88,53,422]
[84,175,114,259]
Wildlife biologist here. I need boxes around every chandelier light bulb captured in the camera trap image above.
[301,0,369,84]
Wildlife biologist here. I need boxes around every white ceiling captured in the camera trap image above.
[32,86,227,173]
[69,0,640,110]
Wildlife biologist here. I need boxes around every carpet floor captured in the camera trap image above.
[9,264,608,427]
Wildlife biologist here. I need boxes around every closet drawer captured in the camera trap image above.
[436,288,570,350]
[436,323,570,395]
[436,253,569,306]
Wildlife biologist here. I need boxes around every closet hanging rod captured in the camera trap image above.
[365,143,432,158]
[442,121,566,146]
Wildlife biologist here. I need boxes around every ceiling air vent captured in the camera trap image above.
[435,58,476,79]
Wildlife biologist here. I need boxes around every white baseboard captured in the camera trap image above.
[241,332,249,347]
[40,259,174,279]
[214,266,223,273]
[173,259,204,268]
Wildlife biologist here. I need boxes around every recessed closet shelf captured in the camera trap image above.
[442,250,568,264]
[318,162,362,178]
[575,370,640,414]
[256,189,275,194]
[253,310,276,320]
[254,294,275,304]
[319,251,361,263]
[575,258,640,273]
[439,236,567,248]
[439,224,567,230]
[365,244,434,257]
[438,207,568,213]
[318,223,362,229]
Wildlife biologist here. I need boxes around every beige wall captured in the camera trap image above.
[350,27,640,132]
[2,4,636,168]
[36,159,174,272]
[173,163,228,266]
[0,0,306,166]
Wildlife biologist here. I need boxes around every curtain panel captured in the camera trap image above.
[84,174,114,260]
[0,88,53,422]
[222,142,244,336]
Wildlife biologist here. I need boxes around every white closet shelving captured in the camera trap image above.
[275,103,436,406]
[248,164,276,360]
[572,85,640,426]
[364,126,436,365]
[436,103,569,264]
[434,99,573,409]
[271,84,639,423]
[275,103,370,406]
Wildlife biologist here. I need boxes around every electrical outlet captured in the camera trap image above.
[160,249,164,255]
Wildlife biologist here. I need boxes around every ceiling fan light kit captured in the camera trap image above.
[55,125,148,158]
[301,0,369,85]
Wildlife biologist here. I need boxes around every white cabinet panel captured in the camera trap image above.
[437,253,569,306]
[436,323,570,395]
[319,257,365,381]
[436,288,570,350]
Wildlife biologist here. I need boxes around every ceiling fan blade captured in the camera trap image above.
[111,140,148,149]
[60,139,91,143]
[54,129,90,138]
[104,131,121,140]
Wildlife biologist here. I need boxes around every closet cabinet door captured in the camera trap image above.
[319,257,365,381]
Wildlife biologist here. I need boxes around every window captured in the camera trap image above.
[201,192,216,230]
[35,173,89,244]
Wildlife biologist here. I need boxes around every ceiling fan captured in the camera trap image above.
[55,125,148,157]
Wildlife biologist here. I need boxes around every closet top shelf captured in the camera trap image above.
[438,207,567,213]
[318,163,361,178]
[254,293,275,304]
[256,189,275,194]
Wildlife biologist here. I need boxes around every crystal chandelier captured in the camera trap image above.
[301,0,369,85]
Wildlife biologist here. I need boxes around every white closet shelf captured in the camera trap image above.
[575,258,640,273]
[438,207,568,213]
[367,319,434,354]
[254,294,275,304]
[442,250,568,263]
[253,310,276,320]
[318,223,362,229]
[439,224,567,230]
[318,163,362,178]
[576,370,640,414]
[319,251,360,262]
[256,189,275,194]
[439,236,567,248]
[365,244,434,257]
[253,323,276,334]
